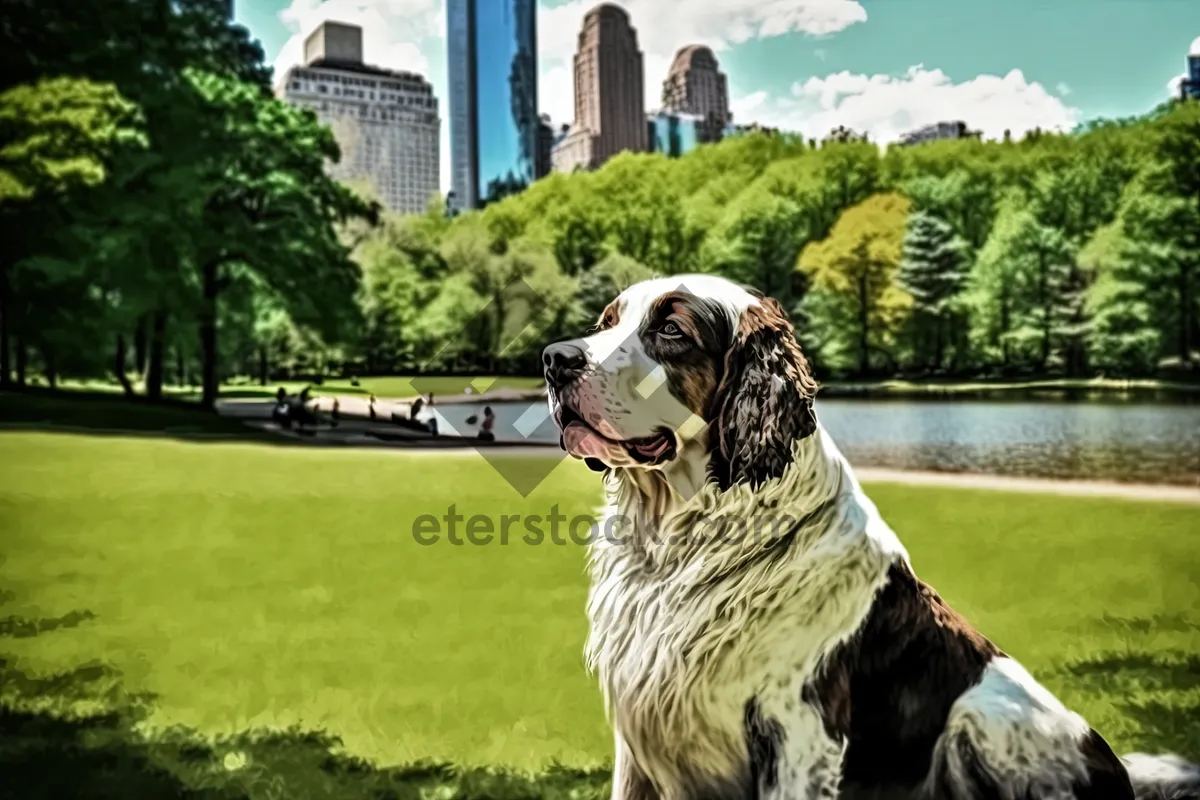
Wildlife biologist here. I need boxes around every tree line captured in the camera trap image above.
[3,1,1198,411]
[354,101,1199,382]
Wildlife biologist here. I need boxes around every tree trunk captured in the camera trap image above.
[145,310,167,400]
[1037,248,1050,371]
[258,346,268,385]
[14,335,26,386]
[45,347,57,389]
[999,295,1011,367]
[176,347,186,388]
[114,334,133,396]
[200,259,219,409]
[0,265,10,388]
[857,271,870,377]
[133,314,148,377]
[933,315,945,372]
[1180,259,1193,367]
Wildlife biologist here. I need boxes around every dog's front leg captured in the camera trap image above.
[611,731,659,800]
[756,699,844,800]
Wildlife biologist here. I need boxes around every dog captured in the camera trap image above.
[542,275,1200,800]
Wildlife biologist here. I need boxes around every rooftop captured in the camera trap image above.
[297,57,431,84]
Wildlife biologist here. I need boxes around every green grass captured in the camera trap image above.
[0,431,1197,797]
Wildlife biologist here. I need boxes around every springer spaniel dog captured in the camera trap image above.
[542,275,1200,800]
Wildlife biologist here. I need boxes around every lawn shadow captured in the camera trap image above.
[1058,615,1200,760]
[0,596,612,800]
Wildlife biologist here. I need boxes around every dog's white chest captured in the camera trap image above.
[585,525,894,796]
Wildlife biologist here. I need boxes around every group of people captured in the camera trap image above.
[271,384,496,441]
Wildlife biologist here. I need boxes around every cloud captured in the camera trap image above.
[1055,82,1071,96]
[729,65,1080,144]
[537,0,867,124]
[273,0,441,78]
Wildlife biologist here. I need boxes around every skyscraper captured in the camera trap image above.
[646,111,704,158]
[551,4,647,173]
[278,22,440,215]
[447,0,539,212]
[1184,37,1200,100]
[661,45,730,143]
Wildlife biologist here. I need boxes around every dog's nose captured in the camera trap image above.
[543,341,587,388]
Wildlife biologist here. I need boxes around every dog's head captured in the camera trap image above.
[543,275,818,492]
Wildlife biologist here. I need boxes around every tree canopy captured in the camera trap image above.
[4,0,1198,397]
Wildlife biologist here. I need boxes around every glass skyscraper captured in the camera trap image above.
[647,112,703,159]
[447,0,538,212]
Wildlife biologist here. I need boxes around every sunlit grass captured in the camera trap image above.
[0,430,1196,794]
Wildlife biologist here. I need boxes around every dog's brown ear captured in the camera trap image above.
[709,296,818,490]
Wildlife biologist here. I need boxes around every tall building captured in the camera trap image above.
[646,111,704,158]
[898,120,978,146]
[1183,37,1200,100]
[278,22,440,215]
[551,4,647,174]
[536,114,555,179]
[447,0,539,212]
[661,45,731,143]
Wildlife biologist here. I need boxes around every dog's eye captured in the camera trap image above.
[659,322,682,338]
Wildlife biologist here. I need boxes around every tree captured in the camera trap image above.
[0,77,146,387]
[1119,103,1200,370]
[967,198,1082,373]
[898,211,969,371]
[186,70,378,406]
[1082,220,1159,373]
[798,192,912,376]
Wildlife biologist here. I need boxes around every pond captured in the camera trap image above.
[432,397,1200,487]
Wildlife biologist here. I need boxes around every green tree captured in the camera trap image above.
[798,192,912,376]
[186,70,377,406]
[898,211,969,371]
[0,77,146,387]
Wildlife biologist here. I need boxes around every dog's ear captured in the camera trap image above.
[709,295,818,490]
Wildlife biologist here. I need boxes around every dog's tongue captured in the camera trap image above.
[631,435,671,460]
[563,421,624,462]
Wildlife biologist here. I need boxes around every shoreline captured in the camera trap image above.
[4,423,1198,503]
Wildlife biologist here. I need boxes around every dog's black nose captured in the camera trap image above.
[543,341,587,388]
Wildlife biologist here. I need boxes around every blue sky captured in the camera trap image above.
[236,0,1200,192]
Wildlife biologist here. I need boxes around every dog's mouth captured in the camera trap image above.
[555,405,677,471]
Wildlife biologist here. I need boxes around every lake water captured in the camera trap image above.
[433,398,1200,487]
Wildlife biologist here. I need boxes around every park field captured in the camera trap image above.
[1,429,1198,798]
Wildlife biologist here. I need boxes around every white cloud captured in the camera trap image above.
[1055,81,1071,96]
[729,65,1080,144]
[273,0,441,78]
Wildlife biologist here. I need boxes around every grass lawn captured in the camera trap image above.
[1,431,1197,798]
